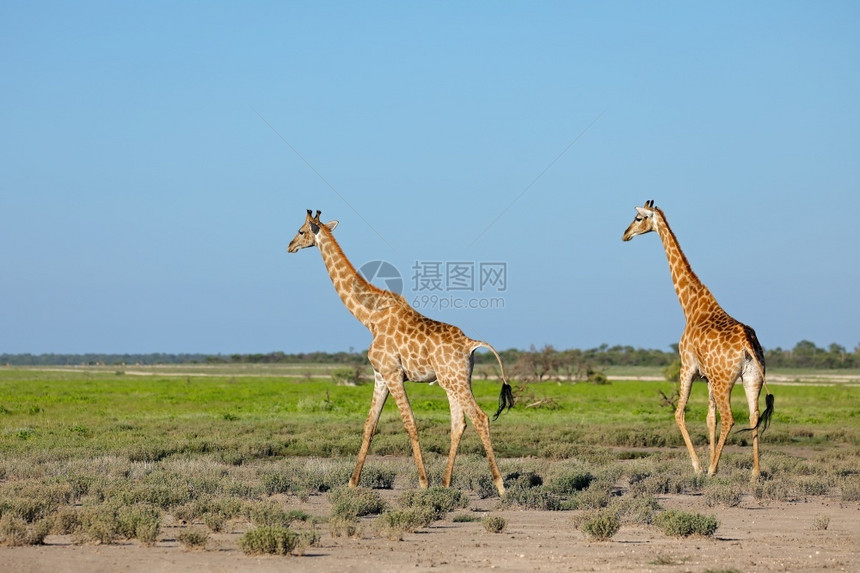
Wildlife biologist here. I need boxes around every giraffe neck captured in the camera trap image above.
[653,209,716,320]
[315,226,384,329]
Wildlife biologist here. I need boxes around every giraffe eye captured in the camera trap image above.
[635,216,642,222]
[299,230,305,235]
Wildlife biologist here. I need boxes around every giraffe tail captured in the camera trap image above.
[735,326,774,436]
[472,341,514,421]
[736,393,775,436]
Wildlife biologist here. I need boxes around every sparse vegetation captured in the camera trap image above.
[482,515,507,533]
[0,365,856,563]
[177,527,209,549]
[579,510,621,541]
[654,510,719,537]
[328,487,386,519]
[238,526,298,555]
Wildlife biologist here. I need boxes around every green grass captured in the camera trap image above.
[1,367,857,462]
[0,365,858,548]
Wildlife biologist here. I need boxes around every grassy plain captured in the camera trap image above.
[1,365,858,566]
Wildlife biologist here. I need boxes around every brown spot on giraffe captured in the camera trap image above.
[287,210,513,494]
[623,200,773,480]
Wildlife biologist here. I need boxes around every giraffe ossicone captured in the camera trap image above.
[623,200,774,480]
[288,209,513,494]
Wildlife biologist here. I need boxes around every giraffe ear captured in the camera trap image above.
[635,206,652,217]
[325,220,339,232]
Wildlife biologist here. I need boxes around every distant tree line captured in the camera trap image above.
[2,340,856,369]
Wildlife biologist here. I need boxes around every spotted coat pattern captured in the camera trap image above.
[623,201,767,479]
[288,210,510,494]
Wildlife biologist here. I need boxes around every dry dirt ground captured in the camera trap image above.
[2,471,858,573]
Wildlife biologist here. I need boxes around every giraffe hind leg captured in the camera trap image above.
[442,397,466,488]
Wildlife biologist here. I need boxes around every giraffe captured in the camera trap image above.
[287,210,514,494]
[622,200,773,479]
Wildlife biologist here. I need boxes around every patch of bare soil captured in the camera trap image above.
[2,474,858,573]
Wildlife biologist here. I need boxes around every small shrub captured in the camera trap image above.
[655,510,718,537]
[704,480,743,508]
[586,369,609,385]
[565,482,613,511]
[580,510,621,541]
[840,478,860,501]
[374,508,435,540]
[397,487,468,520]
[501,487,562,511]
[331,365,366,386]
[328,516,361,538]
[293,529,321,555]
[611,495,661,525]
[52,507,82,535]
[482,515,507,534]
[504,471,543,489]
[0,514,50,546]
[76,506,120,545]
[452,513,481,523]
[550,471,594,494]
[245,500,295,529]
[811,514,830,531]
[117,504,161,544]
[238,526,298,555]
[475,475,499,499]
[177,527,209,550]
[796,476,833,497]
[261,472,297,495]
[358,466,396,489]
[329,487,386,519]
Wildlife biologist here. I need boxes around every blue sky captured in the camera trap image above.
[2,1,858,355]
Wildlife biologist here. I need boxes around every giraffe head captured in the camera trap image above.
[287,209,339,253]
[622,199,659,242]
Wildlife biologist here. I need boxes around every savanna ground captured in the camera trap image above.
[1,364,858,572]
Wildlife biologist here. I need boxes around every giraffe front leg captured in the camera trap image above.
[389,380,429,489]
[350,371,389,488]
[675,363,702,475]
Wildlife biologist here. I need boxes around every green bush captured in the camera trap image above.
[704,480,743,508]
[328,515,360,538]
[358,466,396,489]
[654,510,718,537]
[501,486,563,511]
[374,508,436,540]
[244,500,297,529]
[330,366,366,386]
[550,471,594,494]
[238,526,298,555]
[397,487,468,520]
[116,503,161,544]
[482,515,508,534]
[328,487,386,519]
[177,527,209,549]
[580,510,621,541]
[0,514,50,546]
